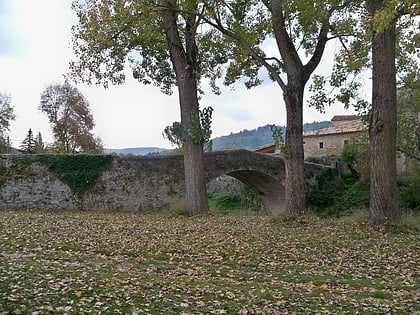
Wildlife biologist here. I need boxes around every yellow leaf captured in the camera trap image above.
[226,291,235,299]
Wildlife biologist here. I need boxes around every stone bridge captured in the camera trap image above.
[0,150,329,212]
[204,150,329,211]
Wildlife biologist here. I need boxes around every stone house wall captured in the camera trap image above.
[303,132,360,158]
[302,115,365,158]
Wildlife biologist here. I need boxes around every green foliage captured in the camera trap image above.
[0,137,9,154]
[270,124,284,152]
[39,82,103,154]
[34,132,45,154]
[398,166,420,213]
[187,106,214,144]
[208,191,242,214]
[70,0,229,95]
[305,168,369,217]
[397,79,420,160]
[20,128,36,154]
[0,92,15,152]
[0,157,34,186]
[341,130,370,179]
[0,91,15,136]
[207,178,264,214]
[163,121,183,148]
[333,179,370,211]
[37,155,113,197]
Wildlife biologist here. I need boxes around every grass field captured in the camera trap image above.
[0,209,418,314]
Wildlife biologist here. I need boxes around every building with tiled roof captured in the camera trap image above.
[254,115,414,175]
[254,115,366,158]
[303,115,366,157]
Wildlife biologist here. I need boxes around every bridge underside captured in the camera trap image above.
[226,170,285,212]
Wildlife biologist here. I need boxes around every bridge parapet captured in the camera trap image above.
[0,151,328,212]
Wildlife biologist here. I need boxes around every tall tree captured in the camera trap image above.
[163,121,184,149]
[39,82,103,154]
[0,91,16,152]
[20,128,36,154]
[70,0,224,213]
[366,0,399,225]
[308,0,418,225]
[201,0,358,218]
[161,0,209,212]
[365,0,419,225]
[34,131,46,154]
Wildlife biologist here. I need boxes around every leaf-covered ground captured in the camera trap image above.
[0,209,418,314]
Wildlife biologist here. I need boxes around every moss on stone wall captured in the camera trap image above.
[0,157,34,187]
[37,155,113,197]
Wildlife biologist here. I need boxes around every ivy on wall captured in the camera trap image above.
[0,157,34,187]
[37,155,113,197]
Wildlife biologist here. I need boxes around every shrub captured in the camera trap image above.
[398,167,420,213]
[208,191,242,214]
[305,167,366,217]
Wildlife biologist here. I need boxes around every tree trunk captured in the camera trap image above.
[367,0,400,226]
[179,74,209,213]
[161,0,209,213]
[283,84,305,218]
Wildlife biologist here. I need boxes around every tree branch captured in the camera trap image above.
[303,19,330,82]
[199,10,287,90]
[397,148,420,161]
[270,0,303,76]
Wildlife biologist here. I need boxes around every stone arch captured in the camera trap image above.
[225,170,285,212]
[204,150,286,212]
[206,168,285,212]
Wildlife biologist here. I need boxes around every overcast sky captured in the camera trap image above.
[0,0,359,149]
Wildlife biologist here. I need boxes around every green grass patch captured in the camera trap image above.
[0,209,418,314]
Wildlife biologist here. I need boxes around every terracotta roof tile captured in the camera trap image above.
[303,119,366,137]
[331,115,360,121]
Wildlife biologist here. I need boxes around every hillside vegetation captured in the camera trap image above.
[212,121,331,151]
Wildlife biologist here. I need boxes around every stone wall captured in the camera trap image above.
[304,132,358,158]
[0,154,185,211]
[0,151,328,212]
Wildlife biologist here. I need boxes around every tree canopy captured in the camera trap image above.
[0,92,15,138]
[39,82,103,154]
[20,128,36,154]
[69,0,230,213]
[197,0,365,218]
[0,91,15,153]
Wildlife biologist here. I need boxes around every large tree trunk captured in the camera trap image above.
[161,0,209,213]
[269,0,328,219]
[283,84,305,218]
[367,0,400,226]
[179,74,209,213]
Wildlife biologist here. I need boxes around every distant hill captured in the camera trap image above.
[104,121,331,155]
[104,147,169,156]
[211,121,331,151]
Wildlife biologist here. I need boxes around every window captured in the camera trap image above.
[319,142,324,149]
